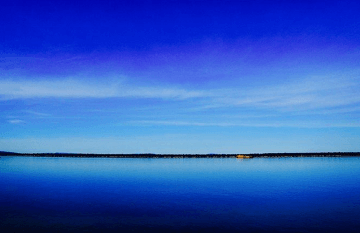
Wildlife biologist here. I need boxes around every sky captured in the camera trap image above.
[1,0,360,154]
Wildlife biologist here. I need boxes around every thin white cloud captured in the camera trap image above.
[1,75,359,114]
[0,79,115,99]
[205,75,360,111]
[129,120,236,127]
[8,119,25,124]
[129,120,360,128]
[24,110,51,117]
[0,79,207,100]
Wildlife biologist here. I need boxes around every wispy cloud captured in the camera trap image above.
[1,74,360,114]
[129,120,360,128]
[129,120,237,127]
[24,110,51,117]
[0,79,207,100]
[8,119,25,124]
[202,75,360,112]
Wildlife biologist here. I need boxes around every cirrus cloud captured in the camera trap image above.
[8,119,25,124]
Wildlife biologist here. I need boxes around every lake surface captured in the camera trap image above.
[1,156,360,232]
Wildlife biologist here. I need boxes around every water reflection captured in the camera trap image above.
[1,156,360,232]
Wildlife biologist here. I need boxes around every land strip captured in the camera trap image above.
[1,151,360,158]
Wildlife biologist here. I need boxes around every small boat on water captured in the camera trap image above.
[236,154,252,159]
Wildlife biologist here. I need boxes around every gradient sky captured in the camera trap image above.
[1,0,360,153]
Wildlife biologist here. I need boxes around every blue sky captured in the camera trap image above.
[1,0,360,153]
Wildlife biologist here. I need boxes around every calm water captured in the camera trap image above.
[1,156,360,232]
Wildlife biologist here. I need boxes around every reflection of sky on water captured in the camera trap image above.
[1,156,360,232]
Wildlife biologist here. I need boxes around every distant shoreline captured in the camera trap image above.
[1,151,360,158]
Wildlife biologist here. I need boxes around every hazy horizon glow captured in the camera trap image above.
[1,1,360,153]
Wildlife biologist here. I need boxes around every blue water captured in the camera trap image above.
[1,156,360,232]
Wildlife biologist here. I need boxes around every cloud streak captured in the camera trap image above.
[8,119,25,124]
[1,74,360,114]
[203,75,360,112]
[129,120,360,128]
[0,79,207,100]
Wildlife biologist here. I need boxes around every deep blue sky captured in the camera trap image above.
[1,0,360,153]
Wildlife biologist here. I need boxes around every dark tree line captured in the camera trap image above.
[1,151,360,158]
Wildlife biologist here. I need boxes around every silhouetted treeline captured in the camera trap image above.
[1,151,360,158]
[0,151,20,155]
